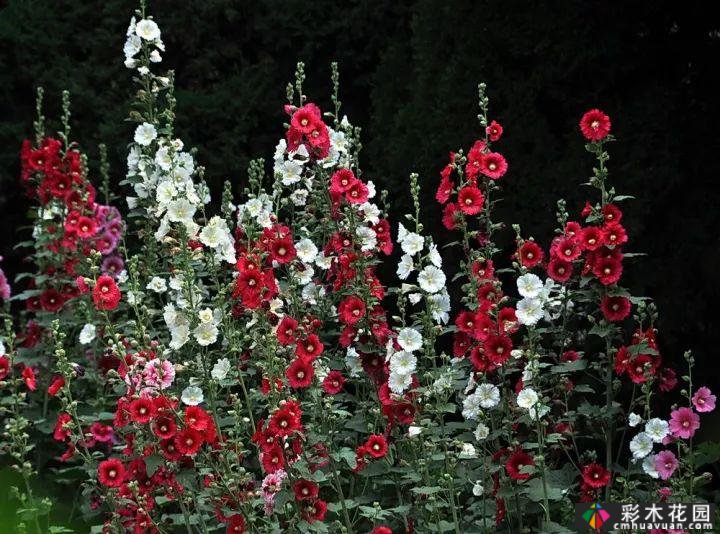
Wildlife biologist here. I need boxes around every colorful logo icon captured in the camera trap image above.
[582,503,611,530]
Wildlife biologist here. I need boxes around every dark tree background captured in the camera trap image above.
[1,0,719,439]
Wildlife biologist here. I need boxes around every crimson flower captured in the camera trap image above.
[97,458,125,487]
[579,109,611,141]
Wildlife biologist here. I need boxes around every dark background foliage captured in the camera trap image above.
[1,0,719,484]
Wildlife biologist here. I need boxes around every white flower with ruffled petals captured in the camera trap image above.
[134,123,157,146]
[136,19,161,41]
[418,265,445,294]
[181,386,204,406]
[397,327,422,352]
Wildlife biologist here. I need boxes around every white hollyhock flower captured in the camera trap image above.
[146,276,167,293]
[517,273,544,298]
[408,293,422,305]
[630,432,654,459]
[134,123,157,146]
[167,198,196,224]
[459,443,477,459]
[290,188,308,206]
[345,347,362,377]
[356,226,377,252]
[397,327,422,352]
[123,35,141,59]
[401,232,424,256]
[169,323,190,350]
[517,387,539,409]
[135,19,161,41]
[194,322,219,346]
[629,413,642,427]
[198,308,214,324]
[428,290,451,324]
[408,426,422,437]
[149,50,162,63]
[211,358,231,380]
[476,383,501,409]
[397,222,409,243]
[644,418,669,443]
[79,324,96,345]
[418,265,445,294]
[295,238,318,263]
[388,371,413,394]
[390,350,417,376]
[462,392,482,420]
[358,202,380,224]
[279,160,303,185]
[642,454,660,478]
[181,386,204,406]
[156,181,177,205]
[472,481,484,496]
[516,297,544,326]
[397,254,414,280]
[474,422,490,441]
[428,243,442,267]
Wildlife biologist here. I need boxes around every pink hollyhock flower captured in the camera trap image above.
[143,358,175,389]
[692,387,716,413]
[668,407,700,439]
[655,450,678,480]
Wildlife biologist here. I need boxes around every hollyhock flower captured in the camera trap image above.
[580,226,604,250]
[475,383,501,408]
[692,387,716,413]
[93,275,121,310]
[516,297,544,326]
[175,428,203,456]
[486,120,503,141]
[302,499,327,523]
[579,109,611,141]
[626,355,654,384]
[134,122,157,146]
[436,170,454,204]
[658,367,678,392]
[40,288,65,312]
[322,370,345,394]
[553,236,582,262]
[346,180,369,204]
[181,386,204,406]
[286,358,314,388]
[89,422,115,443]
[397,327,422,352]
[295,334,324,360]
[582,463,611,488]
[655,450,678,480]
[47,376,65,396]
[479,152,508,179]
[152,416,177,439]
[365,434,388,458]
[457,186,485,215]
[129,397,156,423]
[76,216,97,238]
[602,204,623,223]
[372,527,393,534]
[226,514,246,533]
[143,358,175,389]
[293,480,319,501]
[97,458,125,488]
[516,388,539,409]
[517,273,543,298]
[593,257,623,285]
[291,103,322,134]
[338,296,366,325]
[505,450,534,480]
[101,255,124,277]
[645,418,670,443]
[418,265,446,293]
[485,334,512,365]
[603,222,628,246]
[261,444,285,473]
[630,432,653,459]
[185,406,214,432]
[22,366,36,391]
[330,168,357,193]
[211,358,231,380]
[79,323,96,344]
[269,236,296,264]
[601,295,631,322]
[277,316,298,345]
[441,202,461,230]
[547,258,572,282]
[517,241,544,268]
[53,412,73,441]
[668,407,700,439]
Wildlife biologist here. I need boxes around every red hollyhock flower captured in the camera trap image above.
[98,458,125,487]
[602,222,628,246]
[505,450,535,480]
[40,288,65,312]
[226,514,246,534]
[479,152,508,180]
[547,258,573,282]
[269,236,296,264]
[365,434,388,458]
[371,528,393,534]
[293,479,319,501]
[579,109,611,141]
[593,257,623,285]
[627,355,655,384]
[552,236,582,261]
[47,375,65,396]
[345,180,369,204]
[174,428,204,456]
[76,216,97,238]
[53,412,73,441]
[601,204,622,223]
[442,202,461,230]
[498,307,519,334]
[580,226,604,251]
[485,334,513,365]
[561,350,581,362]
[129,397,157,424]
[322,370,345,394]
[93,275,121,310]
[152,415,178,439]
[436,169,455,204]
[0,355,10,380]
[295,334,324,360]
[286,357,314,388]
[302,499,328,523]
[457,186,485,215]
[276,316,298,345]
[261,443,285,473]
[291,104,322,133]
[486,120,503,141]
[185,406,213,432]
[268,405,302,436]
[517,241,544,268]
[22,366,36,391]
[601,295,631,322]
[338,295,366,325]
[330,168,357,193]
[582,463,611,488]
[658,367,678,392]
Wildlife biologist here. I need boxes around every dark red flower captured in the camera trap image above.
[261,443,285,473]
[277,316,298,345]
[338,295,366,325]
[93,275,121,310]
[322,370,345,394]
[602,222,628,247]
[295,334,324,361]
[98,458,125,487]
[593,257,623,285]
[40,288,65,312]
[286,357,314,388]
[441,202,461,230]
[152,415,177,439]
[547,258,573,282]
[302,499,327,523]
[225,514,246,534]
[365,434,388,458]
[174,428,203,456]
[517,241,544,268]
[582,463,611,488]
[580,226,604,251]
[485,334,513,365]
[458,186,485,215]
[505,450,535,480]
[185,406,213,432]
[601,295,631,322]
[22,366,36,391]
[129,397,156,423]
[269,236,296,264]
[579,109,611,141]
[293,479,319,501]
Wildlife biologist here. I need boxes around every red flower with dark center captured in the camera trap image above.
[601,295,631,322]
[580,109,611,141]
[322,370,345,394]
[98,458,125,487]
[302,499,328,523]
[276,316,298,345]
[268,405,302,436]
[295,334,323,360]
[582,463,611,488]
[226,514,246,534]
[442,202,461,230]
[174,427,203,456]
[561,350,581,362]
[40,288,65,312]
[553,236,582,261]
[338,295,366,325]
[76,216,97,238]
[365,434,388,458]
[580,226,604,251]
[457,186,485,215]
[486,120,503,141]
[601,204,622,223]
[517,241,544,268]
[480,152,508,179]
[261,443,285,473]
[286,357,314,388]
[93,275,121,311]
[293,479,319,501]
[627,355,655,384]
[129,397,156,424]
[547,258,573,282]
[505,450,535,480]
[152,415,177,439]
[485,334,513,365]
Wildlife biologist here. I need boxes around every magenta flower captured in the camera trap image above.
[668,407,700,439]
[692,387,716,413]
[655,450,678,480]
